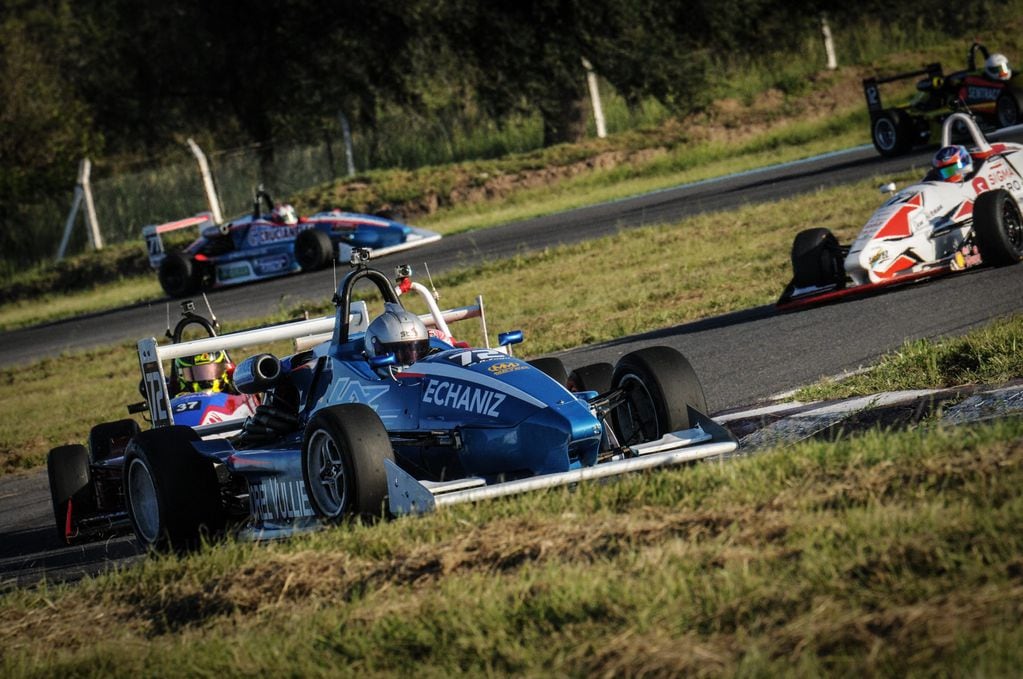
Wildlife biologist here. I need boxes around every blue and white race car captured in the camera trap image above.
[123,255,737,550]
[143,188,441,297]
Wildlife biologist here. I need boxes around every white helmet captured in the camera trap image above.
[364,302,430,368]
[271,203,298,225]
[985,53,1012,81]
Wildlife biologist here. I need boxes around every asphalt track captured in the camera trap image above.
[4,131,1023,586]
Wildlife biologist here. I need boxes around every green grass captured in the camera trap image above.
[3,417,1022,675]
[797,315,1023,401]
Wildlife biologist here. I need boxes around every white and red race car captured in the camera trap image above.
[778,113,1023,309]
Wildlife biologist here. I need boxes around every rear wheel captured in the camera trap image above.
[567,362,613,394]
[871,110,914,157]
[123,426,224,551]
[791,228,846,288]
[610,347,706,445]
[996,90,1023,128]
[528,357,568,386]
[158,252,198,298]
[302,404,393,522]
[974,189,1023,266]
[295,229,334,270]
[47,445,95,543]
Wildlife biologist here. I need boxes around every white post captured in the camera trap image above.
[80,158,102,250]
[820,15,837,70]
[56,182,84,261]
[339,112,356,177]
[581,57,607,139]
[187,138,224,224]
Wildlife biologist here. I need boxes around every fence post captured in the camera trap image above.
[339,112,356,177]
[56,158,102,260]
[581,57,607,139]
[187,138,224,224]
[820,15,837,70]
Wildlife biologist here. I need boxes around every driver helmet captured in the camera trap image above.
[271,203,298,225]
[985,53,1012,81]
[364,302,431,369]
[932,145,973,182]
[174,350,233,393]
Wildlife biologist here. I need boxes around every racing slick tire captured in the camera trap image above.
[974,189,1023,266]
[47,444,96,543]
[871,110,914,157]
[791,228,846,289]
[158,252,199,298]
[528,357,569,386]
[88,419,141,463]
[996,90,1023,128]
[123,425,225,552]
[567,362,614,394]
[301,404,394,522]
[610,346,707,445]
[295,228,334,271]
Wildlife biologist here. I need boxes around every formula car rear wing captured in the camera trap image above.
[142,213,215,269]
[385,407,738,515]
[863,62,942,115]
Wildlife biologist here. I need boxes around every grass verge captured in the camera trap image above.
[3,417,1022,675]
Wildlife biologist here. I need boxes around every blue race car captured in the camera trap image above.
[45,301,260,544]
[122,255,737,550]
[142,187,441,297]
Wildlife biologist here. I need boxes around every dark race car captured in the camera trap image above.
[46,301,259,544]
[864,42,1023,157]
[143,187,441,297]
[108,254,736,551]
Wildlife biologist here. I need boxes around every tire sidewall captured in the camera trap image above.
[610,346,706,444]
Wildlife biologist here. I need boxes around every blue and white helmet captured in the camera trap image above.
[932,145,973,182]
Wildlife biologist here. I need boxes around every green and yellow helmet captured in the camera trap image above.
[174,350,232,393]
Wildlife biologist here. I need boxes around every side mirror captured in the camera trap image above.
[498,330,523,357]
[234,353,282,394]
[879,182,897,194]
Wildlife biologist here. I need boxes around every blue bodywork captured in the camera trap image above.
[182,266,605,534]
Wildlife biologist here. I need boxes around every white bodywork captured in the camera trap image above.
[846,113,1023,285]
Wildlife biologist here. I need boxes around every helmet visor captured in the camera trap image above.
[385,339,431,366]
[938,164,962,180]
[182,362,224,382]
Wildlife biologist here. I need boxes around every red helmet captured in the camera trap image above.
[932,145,973,182]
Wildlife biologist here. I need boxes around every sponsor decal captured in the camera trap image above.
[246,225,296,247]
[423,379,505,417]
[446,349,508,366]
[487,361,526,376]
[869,248,889,268]
[218,262,252,281]
[966,85,1001,102]
[324,378,389,406]
[255,254,290,274]
[972,175,991,194]
[249,477,314,521]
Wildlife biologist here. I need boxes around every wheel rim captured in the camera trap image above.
[127,458,160,543]
[614,373,660,444]
[306,429,348,517]
[874,118,896,150]
[1002,200,1023,249]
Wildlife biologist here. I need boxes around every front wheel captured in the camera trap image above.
[301,404,394,522]
[123,425,224,551]
[610,346,707,446]
[974,189,1023,266]
[790,228,846,289]
[528,357,568,386]
[567,362,613,394]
